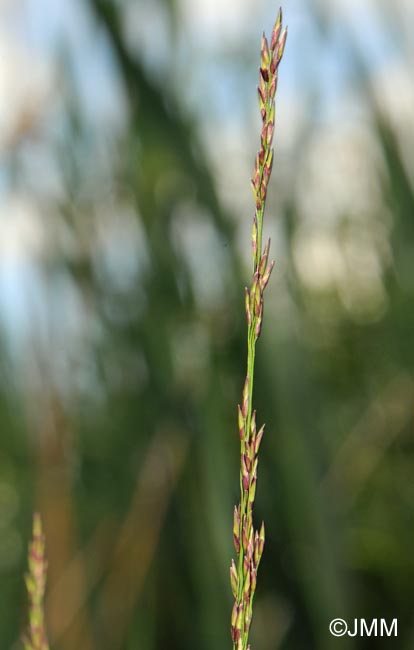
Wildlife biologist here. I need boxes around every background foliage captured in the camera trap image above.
[0,0,413,648]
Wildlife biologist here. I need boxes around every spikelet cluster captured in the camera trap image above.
[23,513,50,650]
[230,8,287,650]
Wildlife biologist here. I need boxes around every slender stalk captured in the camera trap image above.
[230,9,287,650]
[23,513,50,650]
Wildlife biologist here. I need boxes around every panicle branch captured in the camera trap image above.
[23,513,50,650]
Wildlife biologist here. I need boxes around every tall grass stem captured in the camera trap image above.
[230,8,287,650]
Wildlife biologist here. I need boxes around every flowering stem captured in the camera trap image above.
[23,513,50,650]
[230,9,287,650]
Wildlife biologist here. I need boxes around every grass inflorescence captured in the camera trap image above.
[230,8,287,650]
[23,513,50,650]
